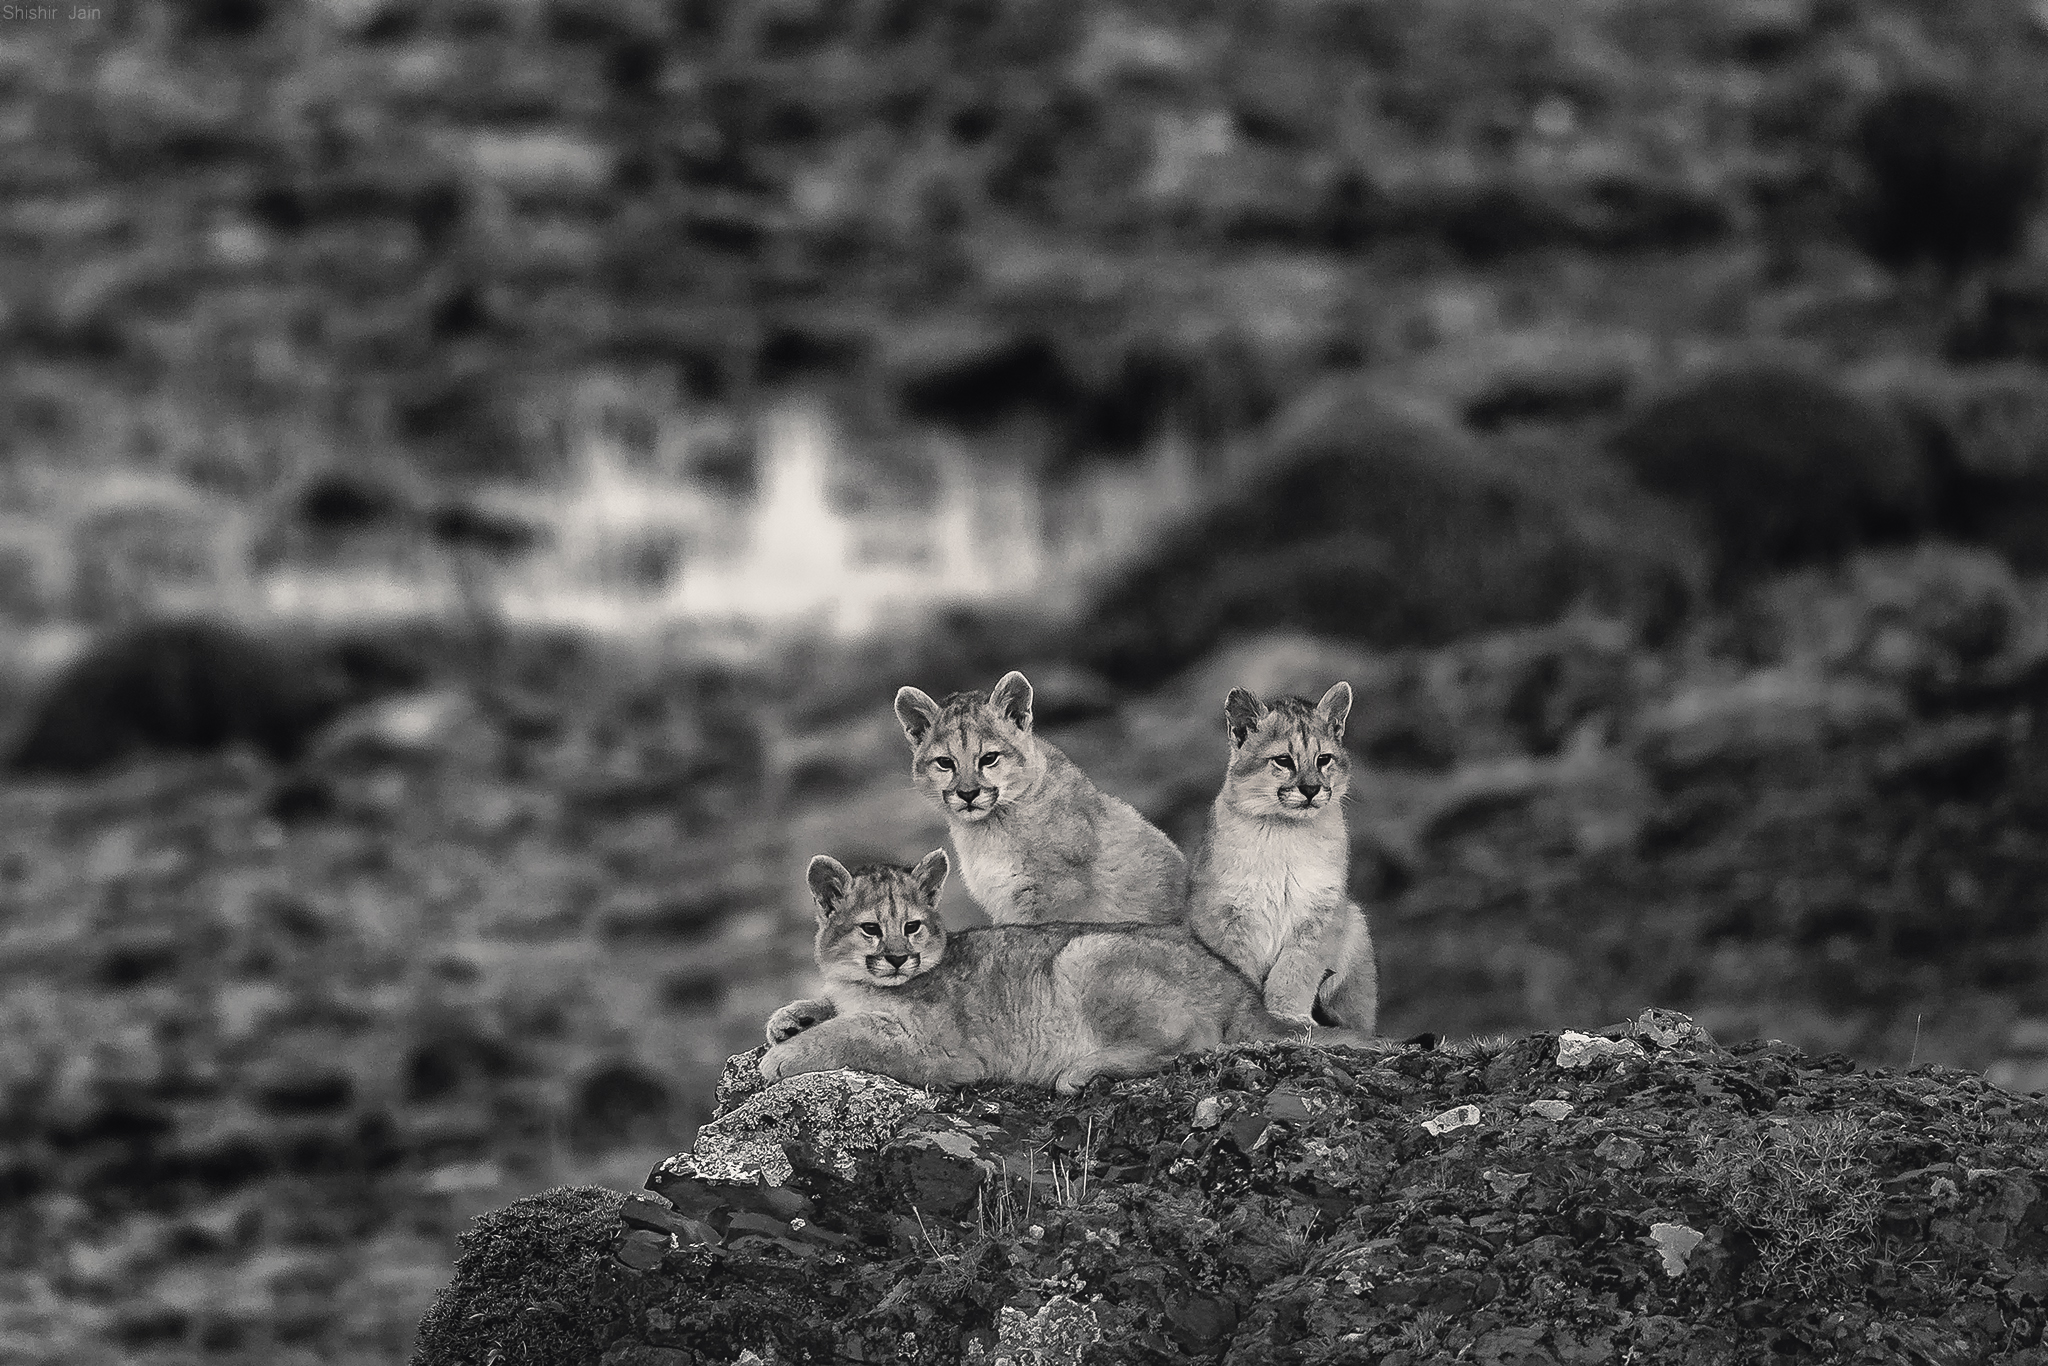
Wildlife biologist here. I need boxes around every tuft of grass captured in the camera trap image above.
[973,1115,1101,1240]
[975,1152,1033,1240]
[1439,1032,1517,1062]
[1683,1115,1882,1300]
[1046,1116,1097,1211]
[1394,1309,1452,1357]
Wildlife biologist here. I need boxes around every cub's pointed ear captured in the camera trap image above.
[806,855,853,920]
[1316,681,1353,736]
[990,671,1033,731]
[894,687,941,746]
[1225,688,1268,746]
[909,848,950,903]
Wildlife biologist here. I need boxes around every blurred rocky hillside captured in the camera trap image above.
[5,0,2048,580]
[6,1,2048,1363]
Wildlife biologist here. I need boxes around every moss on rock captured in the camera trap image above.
[413,1014,2048,1365]
[409,1184,640,1366]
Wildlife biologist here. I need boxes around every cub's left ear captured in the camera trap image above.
[1316,681,1353,737]
[990,671,1033,731]
[909,848,950,903]
[806,855,854,921]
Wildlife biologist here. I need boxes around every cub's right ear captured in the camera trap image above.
[894,687,942,745]
[909,848,950,903]
[1224,688,1268,746]
[806,855,854,920]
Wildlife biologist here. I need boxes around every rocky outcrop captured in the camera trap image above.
[411,1011,2048,1365]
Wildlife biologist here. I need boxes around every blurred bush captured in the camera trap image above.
[1846,82,2048,280]
[892,324,1286,462]
[1081,380,1697,685]
[1608,364,1934,596]
[5,617,429,775]
[1891,362,2048,572]
[1724,544,2029,690]
[1946,264,2048,364]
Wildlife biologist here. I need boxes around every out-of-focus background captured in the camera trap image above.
[4,0,2048,1358]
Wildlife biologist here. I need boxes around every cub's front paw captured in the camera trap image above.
[765,999,833,1046]
[1052,1068,1094,1096]
[1271,1014,1317,1037]
[758,1045,793,1083]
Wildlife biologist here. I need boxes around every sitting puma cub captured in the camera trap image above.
[1187,683,1379,1035]
[761,851,1364,1093]
[893,671,1186,924]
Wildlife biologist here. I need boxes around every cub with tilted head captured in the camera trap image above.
[761,851,1367,1093]
[893,670,1186,924]
[1188,683,1378,1036]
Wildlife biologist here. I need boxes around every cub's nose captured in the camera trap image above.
[883,952,909,968]
[1297,781,1323,800]
[954,786,982,805]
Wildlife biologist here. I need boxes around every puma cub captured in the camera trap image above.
[761,851,1364,1093]
[893,671,1186,924]
[1188,683,1379,1035]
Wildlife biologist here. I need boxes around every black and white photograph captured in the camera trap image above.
[3,1,2048,1362]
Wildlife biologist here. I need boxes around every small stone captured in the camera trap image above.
[1631,1008,1721,1053]
[615,1227,671,1271]
[1646,1222,1704,1276]
[1192,1096,1224,1129]
[1482,1168,1531,1197]
[619,1189,721,1246]
[1556,1031,1646,1069]
[1525,1099,1575,1121]
[619,1190,679,1232]
[1263,1086,1322,1123]
[1594,1135,1645,1168]
[1420,1104,1482,1136]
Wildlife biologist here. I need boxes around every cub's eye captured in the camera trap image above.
[1317,753,1336,769]
[903,921,924,934]
[932,756,955,772]
[858,922,882,937]
[1269,755,1295,772]
[978,752,1001,769]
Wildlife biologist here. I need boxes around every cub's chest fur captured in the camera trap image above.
[1199,815,1346,958]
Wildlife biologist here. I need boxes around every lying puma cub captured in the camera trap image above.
[893,670,1186,924]
[1188,683,1379,1035]
[761,851,1365,1093]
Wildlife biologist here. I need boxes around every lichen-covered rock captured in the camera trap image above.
[963,1296,1103,1366]
[660,1061,933,1186]
[1554,1030,1647,1069]
[413,1013,2048,1366]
